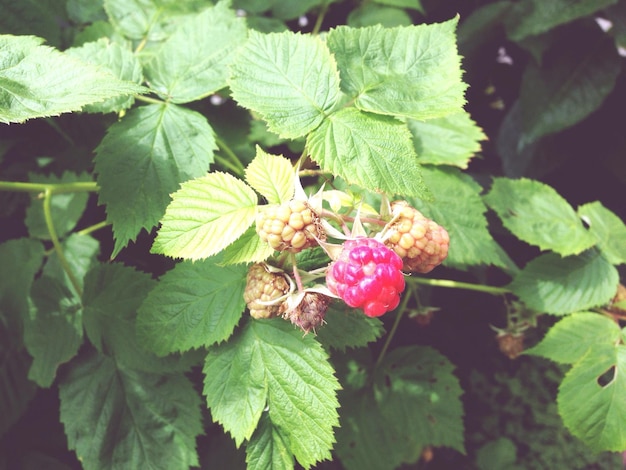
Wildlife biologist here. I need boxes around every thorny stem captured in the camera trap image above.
[290,253,305,292]
[375,284,414,368]
[0,181,99,194]
[43,189,83,297]
[407,277,510,295]
[215,136,245,177]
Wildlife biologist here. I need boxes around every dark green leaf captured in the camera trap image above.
[137,255,247,356]
[66,0,107,23]
[508,250,619,315]
[59,351,203,469]
[347,5,413,28]
[24,276,83,387]
[83,263,196,373]
[246,413,295,470]
[95,103,216,257]
[0,0,67,47]
[578,201,626,265]
[24,172,91,240]
[316,304,384,351]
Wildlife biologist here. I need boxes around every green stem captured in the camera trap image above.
[214,155,244,175]
[375,285,413,368]
[135,95,165,105]
[43,189,83,297]
[312,1,330,35]
[407,277,510,295]
[215,136,245,176]
[76,220,110,236]
[45,118,75,146]
[0,181,99,194]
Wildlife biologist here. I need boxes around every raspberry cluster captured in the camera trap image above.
[384,201,449,273]
[243,263,290,319]
[326,237,405,317]
[256,200,324,253]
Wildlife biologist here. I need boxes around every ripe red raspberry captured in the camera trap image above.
[282,292,331,334]
[243,263,290,319]
[256,200,325,253]
[326,237,405,317]
[384,201,449,273]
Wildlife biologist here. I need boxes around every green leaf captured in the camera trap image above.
[0,238,45,335]
[221,225,275,265]
[335,346,464,469]
[518,26,621,143]
[525,312,621,364]
[476,438,519,470]
[347,5,413,28]
[484,178,596,256]
[413,166,516,272]
[326,19,466,120]
[24,172,91,240]
[204,318,340,467]
[137,254,247,356]
[229,30,341,139]
[0,0,67,47]
[558,344,626,452]
[246,413,295,470]
[245,147,295,205]
[0,325,37,437]
[578,201,626,265]
[152,172,258,261]
[59,351,203,469]
[505,0,618,41]
[270,0,323,20]
[306,107,429,199]
[42,234,100,297]
[83,263,195,373]
[508,250,619,315]
[24,276,83,388]
[95,103,216,257]
[65,38,143,113]
[144,1,247,103]
[104,0,208,41]
[66,0,108,23]
[315,304,384,351]
[372,0,423,12]
[408,110,486,168]
[0,35,145,124]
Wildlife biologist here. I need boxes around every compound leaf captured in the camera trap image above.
[95,103,216,257]
[204,318,340,467]
[59,351,203,469]
[0,35,145,124]
[525,312,621,364]
[245,147,295,205]
[484,178,596,256]
[558,344,626,452]
[508,250,619,315]
[326,19,466,120]
[152,172,258,260]
[306,107,429,199]
[408,110,486,168]
[229,30,341,139]
[137,254,247,356]
[578,201,626,265]
[144,1,247,103]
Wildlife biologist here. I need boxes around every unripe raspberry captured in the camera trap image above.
[282,292,330,334]
[244,263,290,319]
[256,200,325,253]
[326,237,405,317]
[384,201,449,273]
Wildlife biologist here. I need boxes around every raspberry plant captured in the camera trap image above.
[1,0,626,469]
